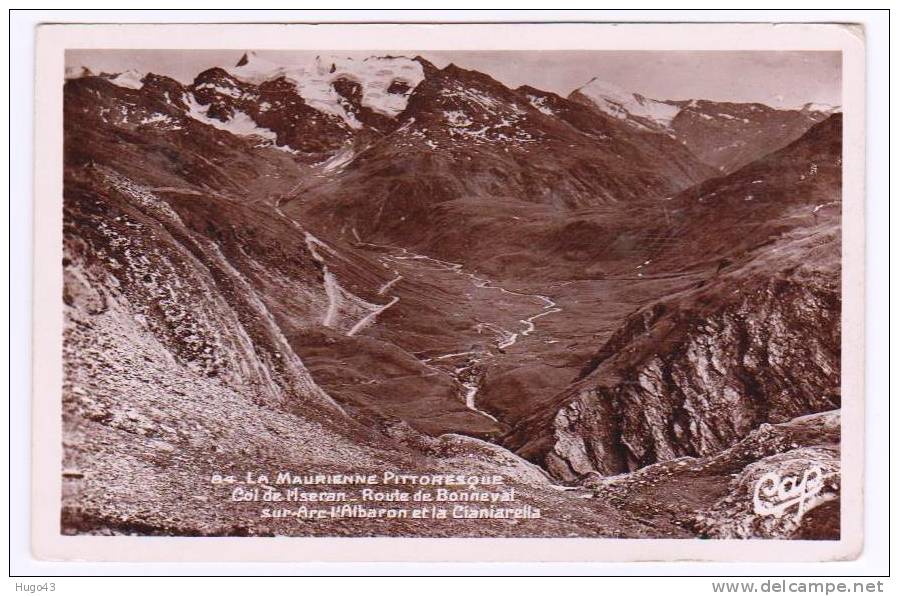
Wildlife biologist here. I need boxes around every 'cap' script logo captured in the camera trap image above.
[752,465,834,522]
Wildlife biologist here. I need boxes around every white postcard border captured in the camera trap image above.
[31,22,866,563]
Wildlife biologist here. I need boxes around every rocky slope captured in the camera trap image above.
[668,100,835,173]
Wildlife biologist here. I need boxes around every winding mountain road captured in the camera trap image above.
[269,210,561,423]
[357,241,563,421]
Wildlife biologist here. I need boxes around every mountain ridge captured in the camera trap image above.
[66,53,837,175]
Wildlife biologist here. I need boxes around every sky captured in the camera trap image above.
[66,49,841,109]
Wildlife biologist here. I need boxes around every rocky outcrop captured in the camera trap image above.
[190,67,357,156]
[584,410,841,539]
[514,227,840,482]
[693,445,840,539]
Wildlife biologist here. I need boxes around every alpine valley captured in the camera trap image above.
[61,53,842,539]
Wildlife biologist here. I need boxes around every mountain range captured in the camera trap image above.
[61,52,841,538]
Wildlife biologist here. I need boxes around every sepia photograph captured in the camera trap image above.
[58,44,845,538]
[22,20,873,566]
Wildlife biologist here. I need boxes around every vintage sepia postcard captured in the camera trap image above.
[31,22,865,562]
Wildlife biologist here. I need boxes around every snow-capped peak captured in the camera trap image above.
[229,51,289,84]
[65,65,94,80]
[229,51,425,126]
[64,66,145,90]
[107,69,146,90]
[575,77,680,129]
[801,102,840,114]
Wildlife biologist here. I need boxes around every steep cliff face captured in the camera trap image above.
[529,245,840,480]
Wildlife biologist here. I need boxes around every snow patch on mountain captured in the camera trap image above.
[183,93,277,141]
[445,110,474,127]
[801,102,840,114]
[139,113,183,131]
[430,81,537,147]
[195,81,258,101]
[108,70,146,90]
[453,88,501,112]
[526,94,555,116]
[229,52,425,126]
[575,78,680,129]
[319,146,356,173]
